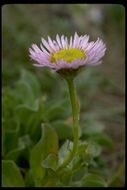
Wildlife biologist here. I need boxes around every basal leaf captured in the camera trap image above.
[41,169,58,187]
[2,87,16,121]
[30,124,58,184]
[16,98,39,112]
[59,168,73,185]
[86,141,102,158]
[81,120,105,135]
[71,166,88,182]
[19,69,41,98]
[81,173,107,187]
[25,169,35,187]
[90,134,114,149]
[13,69,41,110]
[58,140,73,167]
[44,99,69,121]
[52,120,73,140]
[2,160,25,187]
[76,141,101,164]
[14,81,36,108]
[5,135,32,161]
[42,153,58,171]
[2,119,20,156]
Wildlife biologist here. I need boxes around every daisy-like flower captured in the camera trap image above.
[29,32,106,73]
[29,33,106,174]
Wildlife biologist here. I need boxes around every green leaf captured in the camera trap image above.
[19,69,41,99]
[41,169,58,187]
[72,166,88,182]
[90,134,114,149]
[2,119,20,156]
[13,69,41,110]
[44,100,69,121]
[5,135,32,161]
[2,87,16,121]
[58,140,73,167]
[15,105,42,137]
[76,141,101,163]
[108,162,125,187]
[14,81,39,110]
[86,141,102,158]
[82,120,105,135]
[81,173,107,187]
[5,142,25,161]
[42,154,58,171]
[52,120,73,140]
[30,124,58,184]
[18,134,32,148]
[25,169,35,187]
[52,120,82,140]
[2,160,25,187]
[59,168,73,185]
[16,98,39,112]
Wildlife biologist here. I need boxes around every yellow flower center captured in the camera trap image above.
[50,48,86,63]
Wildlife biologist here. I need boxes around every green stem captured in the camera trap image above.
[57,78,80,173]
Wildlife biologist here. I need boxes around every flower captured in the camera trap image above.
[29,32,106,71]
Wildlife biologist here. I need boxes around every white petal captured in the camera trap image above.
[61,35,65,48]
[69,36,73,48]
[56,34,62,49]
[40,44,50,55]
[41,38,52,52]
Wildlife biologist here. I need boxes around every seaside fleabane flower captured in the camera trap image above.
[29,32,106,77]
[29,33,106,173]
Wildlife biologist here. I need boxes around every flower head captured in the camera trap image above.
[29,32,106,72]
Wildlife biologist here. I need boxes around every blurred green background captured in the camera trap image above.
[2,4,125,187]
